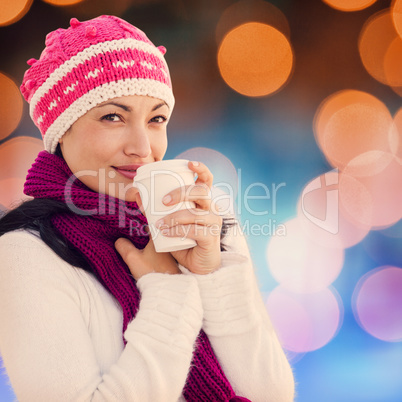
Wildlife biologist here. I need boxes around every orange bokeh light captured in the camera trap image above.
[314,90,395,170]
[0,73,24,141]
[337,172,374,229]
[0,137,43,209]
[393,0,402,38]
[0,177,28,209]
[391,85,402,97]
[322,0,377,12]
[0,0,33,26]
[393,108,402,160]
[359,10,402,88]
[384,36,402,88]
[215,0,290,45]
[42,0,84,6]
[217,22,294,97]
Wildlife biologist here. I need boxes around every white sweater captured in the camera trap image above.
[0,222,294,402]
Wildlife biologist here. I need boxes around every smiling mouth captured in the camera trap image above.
[112,166,139,179]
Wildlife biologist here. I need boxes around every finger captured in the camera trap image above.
[115,238,142,269]
[115,237,158,280]
[163,183,211,210]
[156,209,222,229]
[188,161,213,188]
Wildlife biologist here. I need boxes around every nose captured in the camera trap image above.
[123,124,151,158]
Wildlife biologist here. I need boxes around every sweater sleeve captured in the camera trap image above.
[0,231,202,402]
[179,219,295,402]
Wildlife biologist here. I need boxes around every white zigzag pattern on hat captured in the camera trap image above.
[48,100,58,111]
[35,59,168,126]
[140,60,154,70]
[86,68,103,79]
[30,38,168,118]
[113,60,136,69]
[63,82,78,95]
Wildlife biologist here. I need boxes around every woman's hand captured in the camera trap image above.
[155,161,222,275]
[115,235,180,281]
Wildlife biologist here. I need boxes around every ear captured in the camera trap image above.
[59,126,72,144]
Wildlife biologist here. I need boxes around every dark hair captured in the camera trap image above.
[0,198,92,271]
[0,146,236,271]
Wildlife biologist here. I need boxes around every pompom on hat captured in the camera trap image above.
[21,15,174,153]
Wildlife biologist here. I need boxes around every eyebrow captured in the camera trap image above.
[95,100,168,112]
[152,101,168,111]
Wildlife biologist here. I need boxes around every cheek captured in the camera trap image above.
[152,133,168,159]
[74,138,112,167]
[61,138,111,191]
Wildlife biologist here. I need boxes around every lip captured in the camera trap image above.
[112,164,146,180]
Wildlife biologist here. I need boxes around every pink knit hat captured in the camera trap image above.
[21,15,174,153]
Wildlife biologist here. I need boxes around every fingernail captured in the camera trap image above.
[162,194,172,204]
[161,228,170,236]
[191,161,199,166]
[155,219,164,228]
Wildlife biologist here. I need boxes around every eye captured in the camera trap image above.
[101,113,122,122]
[150,115,167,124]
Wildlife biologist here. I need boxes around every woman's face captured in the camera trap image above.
[59,95,169,202]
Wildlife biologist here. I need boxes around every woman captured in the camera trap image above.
[0,15,294,401]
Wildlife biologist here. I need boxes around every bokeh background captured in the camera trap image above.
[1,0,402,401]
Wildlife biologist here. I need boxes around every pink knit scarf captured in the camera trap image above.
[24,150,250,402]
